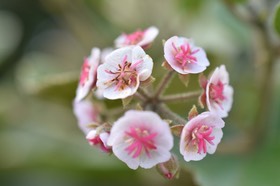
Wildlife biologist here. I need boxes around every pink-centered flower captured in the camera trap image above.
[180,112,224,162]
[115,26,159,49]
[107,110,173,170]
[73,99,100,135]
[164,36,209,74]
[96,46,153,100]
[75,48,101,102]
[206,65,233,118]
[86,130,111,153]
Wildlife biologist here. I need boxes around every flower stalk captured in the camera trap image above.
[153,70,175,98]
[160,90,201,103]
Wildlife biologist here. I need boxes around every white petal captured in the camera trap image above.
[100,132,110,148]
[105,46,133,66]
[102,84,138,100]
[86,130,97,140]
[222,85,234,114]
[210,65,229,85]
[73,100,98,134]
[183,63,207,74]
[137,26,159,46]
[206,128,223,154]
[139,146,171,169]
[112,142,140,170]
[101,47,113,64]
[164,36,178,67]
[114,34,126,48]
[209,100,228,118]
[193,47,210,67]
[183,150,207,162]
[131,46,153,80]
[201,112,225,128]
[75,84,91,102]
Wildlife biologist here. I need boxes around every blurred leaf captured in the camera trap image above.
[177,0,204,12]
[273,2,280,36]
[30,72,78,106]
[187,145,280,186]
[225,0,247,3]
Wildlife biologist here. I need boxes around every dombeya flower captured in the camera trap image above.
[75,48,100,102]
[73,99,100,135]
[107,110,173,170]
[206,65,233,118]
[164,36,209,74]
[180,112,224,162]
[96,46,153,100]
[115,26,159,49]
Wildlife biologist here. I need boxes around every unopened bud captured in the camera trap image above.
[156,154,180,180]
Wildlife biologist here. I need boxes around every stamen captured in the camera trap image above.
[173,42,200,68]
[105,55,138,91]
[125,127,157,158]
[124,30,144,45]
[185,125,215,154]
[210,80,226,109]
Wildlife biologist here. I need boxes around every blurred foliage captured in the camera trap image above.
[274,2,280,36]
[0,0,280,186]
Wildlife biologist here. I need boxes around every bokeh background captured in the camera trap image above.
[1,0,280,185]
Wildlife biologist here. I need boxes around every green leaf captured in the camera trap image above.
[187,145,280,186]
[28,72,78,106]
[273,2,280,36]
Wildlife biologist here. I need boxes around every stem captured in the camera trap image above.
[155,103,187,125]
[160,90,201,103]
[137,87,150,99]
[251,29,274,146]
[134,92,146,102]
[154,70,174,98]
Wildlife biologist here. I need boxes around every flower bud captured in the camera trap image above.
[156,154,180,180]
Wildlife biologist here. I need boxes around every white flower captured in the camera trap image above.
[107,110,173,170]
[75,48,100,102]
[206,65,234,118]
[96,46,153,100]
[73,99,99,135]
[164,36,209,74]
[115,26,159,49]
[180,112,224,162]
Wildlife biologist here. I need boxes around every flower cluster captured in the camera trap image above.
[73,26,234,179]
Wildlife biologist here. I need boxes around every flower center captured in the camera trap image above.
[172,42,199,67]
[125,30,145,45]
[210,80,225,105]
[124,127,157,158]
[186,125,215,154]
[80,58,90,86]
[105,55,142,90]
